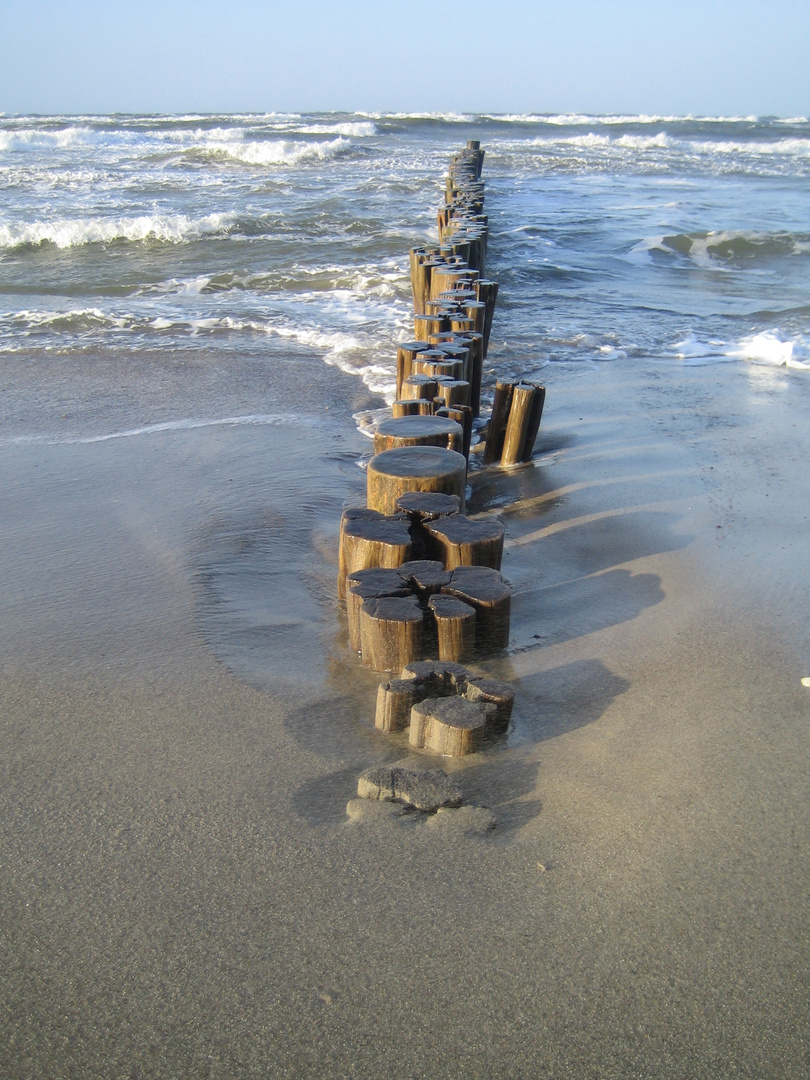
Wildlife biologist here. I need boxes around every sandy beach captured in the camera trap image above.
[1,341,808,1079]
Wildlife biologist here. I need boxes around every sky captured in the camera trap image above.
[1,0,808,118]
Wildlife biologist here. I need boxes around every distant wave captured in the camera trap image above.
[628,230,810,267]
[0,211,233,250]
[0,125,96,151]
[180,134,352,167]
[487,113,764,125]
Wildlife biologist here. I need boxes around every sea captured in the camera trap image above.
[2,111,809,446]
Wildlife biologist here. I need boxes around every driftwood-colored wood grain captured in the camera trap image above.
[360,594,424,673]
[396,339,429,398]
[346,567,410,653]
[373,414,463,455]
[367,446,467,516]
[338,511,412,599]
[441,565,512,652]
[483,380,515,465]
[424,514,504,570]
[428,594,476,663]
[375,678,420,733]
[501,382,537,466]
[409,696,494,756]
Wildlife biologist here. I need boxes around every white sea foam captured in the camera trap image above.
[0,125,94,152]
[0,212,233,250]
[498,113,760,126]
[628,229,810,268]
[295,122,376,137]
[271,324,396,400]
[191,135,350,166]
[673,332,810,369]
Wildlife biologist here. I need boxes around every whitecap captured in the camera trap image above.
[0,211,233,250]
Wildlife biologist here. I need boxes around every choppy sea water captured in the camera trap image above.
[2,111,809,439]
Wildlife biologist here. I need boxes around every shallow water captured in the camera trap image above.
[2,112,809,443]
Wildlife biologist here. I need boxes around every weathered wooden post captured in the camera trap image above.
[372,414,464,455]
[396,340,429,398]
[367,446,467,515]
[337,510,412,600]
[360,595,424,673]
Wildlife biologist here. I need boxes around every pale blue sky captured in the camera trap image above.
[2,0,808,117]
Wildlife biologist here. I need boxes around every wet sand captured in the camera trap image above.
[1,350,809,1078]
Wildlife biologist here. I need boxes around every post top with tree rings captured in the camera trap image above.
[347,566,411,596]
[425,513,505,548]
[397,559,452,594]
[395,490,461,519]
[443,565,512,605]
[373,414,463,454]
[367,446,467,515]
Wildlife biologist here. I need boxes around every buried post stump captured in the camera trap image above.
[409,696,495,756]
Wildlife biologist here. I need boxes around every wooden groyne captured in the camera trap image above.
[341,141,545,762]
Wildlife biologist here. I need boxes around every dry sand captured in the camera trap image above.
[1,352,808,1078]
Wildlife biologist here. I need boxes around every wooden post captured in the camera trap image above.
[367,446,467,516]
[346,567,410,652]
[491,382,546,466]
[424,514,505,570]
[483,380,514,465]
[396,340,429,399]
[375,678,420,733]
[338,507,385,599]
[360,594,424,673]
[338,511,412,600]
[409,696,494,756]
[401,375,438,403]
[373,414,463,455]
[463,300,486,339]
[521,383,546,462]
[441,565,512,652]
[500,382,537,466]
[428,594,476,663]
[434,378,470,409]
[475,280,499,356]
[435,404,473,459]
[392,399,425,417]
[414,313,447,340]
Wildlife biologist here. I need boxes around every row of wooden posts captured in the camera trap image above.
[338,142,537,756]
